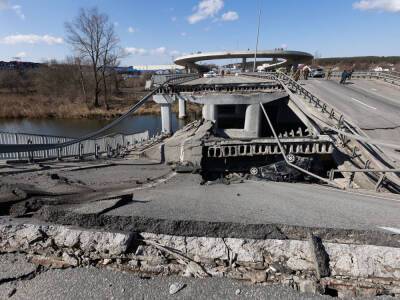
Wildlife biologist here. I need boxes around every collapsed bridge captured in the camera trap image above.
[1,50,400,193]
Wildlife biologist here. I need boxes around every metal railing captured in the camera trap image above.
[152,73,200,86]
[330,71,400,86]
[328,168,400,191]
[0,130,149,162]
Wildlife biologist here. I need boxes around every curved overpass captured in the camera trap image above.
[174,50,313,71]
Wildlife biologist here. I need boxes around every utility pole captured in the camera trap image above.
[253,3,262,72]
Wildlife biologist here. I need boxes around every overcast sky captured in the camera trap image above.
[0,0,399,65]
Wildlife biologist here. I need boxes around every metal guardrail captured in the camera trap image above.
[152,73,200,86]
[0,131,149,161]
[330,71,400,86]
[328,168,400,191]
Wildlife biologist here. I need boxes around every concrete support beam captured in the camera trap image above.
[153,94,175,135]
[203,104,218,126]
[242,57,247,72]
[202,105,207,120]
[178,96,187,119]
[244,104,261,138]
[160,104,172,134]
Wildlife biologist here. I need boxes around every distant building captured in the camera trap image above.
[132,64,185,73]
[0,61,40,70]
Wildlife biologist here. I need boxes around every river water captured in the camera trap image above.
[0,114,190,138]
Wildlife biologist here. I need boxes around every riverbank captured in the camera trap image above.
[0,93,202,120]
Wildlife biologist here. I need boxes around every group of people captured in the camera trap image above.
[291,65,311,81]
[289,64,353,84]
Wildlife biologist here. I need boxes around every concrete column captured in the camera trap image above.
[203,104,218,127]
[242,57,247,72]
[208,104,218,123]
[160,103,172,135]
[178,97,187,119]
[244,104,261,138]
[202,105,207,120]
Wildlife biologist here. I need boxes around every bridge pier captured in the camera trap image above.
[178,96,187,119]
[153,94,175,135]
[160,104,172,134]
[203,104,218,126]
[244,104,262,138]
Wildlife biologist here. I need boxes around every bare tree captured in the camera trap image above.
[75,57,89,106]
[65,8,120,108]
[100,27,120,110]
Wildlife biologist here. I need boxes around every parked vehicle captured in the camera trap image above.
[203,71,217,78]
[311,68,325,78]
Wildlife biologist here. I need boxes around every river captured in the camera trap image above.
[0,113,191,138]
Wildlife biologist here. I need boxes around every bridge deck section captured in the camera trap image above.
[302,78,400,163]
[172,75,281,94]
[178,75,274,86]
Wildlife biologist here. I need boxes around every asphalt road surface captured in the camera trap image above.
[301,78,400,141]
[103,174,400,234]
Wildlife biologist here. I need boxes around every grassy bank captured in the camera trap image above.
[0,93,202,120]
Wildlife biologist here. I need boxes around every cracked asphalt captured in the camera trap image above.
[104,174,400,232]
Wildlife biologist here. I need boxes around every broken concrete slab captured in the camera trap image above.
[0,219,134,257]
[145,120,212,165]
[308,234,330,279]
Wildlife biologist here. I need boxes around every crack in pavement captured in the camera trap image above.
[0,264,47,285]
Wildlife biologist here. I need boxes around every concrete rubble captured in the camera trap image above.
[1,219,399,298]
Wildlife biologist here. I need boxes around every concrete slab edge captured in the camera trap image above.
[0,218,399,298]
[36,206,400,248]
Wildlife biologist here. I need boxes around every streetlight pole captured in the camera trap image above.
[253,3,262,72]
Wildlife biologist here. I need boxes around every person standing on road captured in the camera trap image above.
[293,69,301,81]
[326,68,332,80]
[303,65,311,80]
[340,70,348,84]
[348,68,354,80]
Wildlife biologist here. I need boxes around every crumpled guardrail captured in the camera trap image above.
[0,74,198,156]
[0,131,149,161]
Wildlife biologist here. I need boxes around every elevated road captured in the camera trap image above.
[175,50,313,71]
[178,75,274,86]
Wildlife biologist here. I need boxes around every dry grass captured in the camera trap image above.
[0,93,202,119]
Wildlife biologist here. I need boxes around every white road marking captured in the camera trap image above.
[350,97,377,110]
[371,88,378,91]
[379,226,400,234]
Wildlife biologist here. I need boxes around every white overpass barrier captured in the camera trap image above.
[0,131,149,162]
